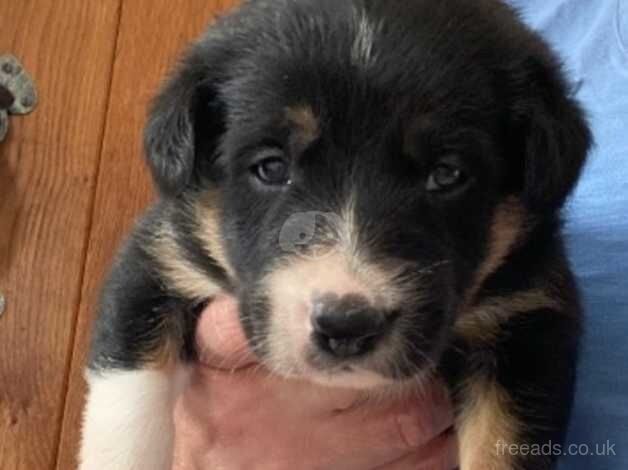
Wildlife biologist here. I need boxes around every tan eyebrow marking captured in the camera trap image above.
[285,105,320,148]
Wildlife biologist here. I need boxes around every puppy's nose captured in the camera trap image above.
[311,294,391,359]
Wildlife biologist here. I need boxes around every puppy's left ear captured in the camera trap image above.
[509,53,592,213]
[144,44,228,197]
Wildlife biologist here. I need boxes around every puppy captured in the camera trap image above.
[79,0,591,469]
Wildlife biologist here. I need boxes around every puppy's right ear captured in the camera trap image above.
[144,46,227,196]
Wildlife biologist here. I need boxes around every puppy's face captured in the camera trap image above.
[146,0,589,389]
[218,95,501,388]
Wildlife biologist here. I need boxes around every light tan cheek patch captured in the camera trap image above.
[464,197,527,306]
[147,220,223,301]
[457,379,521,470]
[192,193,236,281]
[454,288,561,344]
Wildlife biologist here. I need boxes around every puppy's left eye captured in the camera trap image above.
[426,160,466,192]
[251,150,291,186]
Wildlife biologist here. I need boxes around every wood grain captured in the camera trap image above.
[0,1,122,469]
[55,1,239,468]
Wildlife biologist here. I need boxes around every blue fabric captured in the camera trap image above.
[506,1,628,468]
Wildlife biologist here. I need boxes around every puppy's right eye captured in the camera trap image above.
[251,149,291,186]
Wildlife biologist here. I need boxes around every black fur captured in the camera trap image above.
[88,1,591,468]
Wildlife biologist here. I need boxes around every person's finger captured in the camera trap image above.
[194,294,257,370]
[336,383,454,449]
[194,364,365,418]
[317,382,455,469]
[373,430,459,470]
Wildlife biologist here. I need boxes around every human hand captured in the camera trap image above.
[172,295,458,470]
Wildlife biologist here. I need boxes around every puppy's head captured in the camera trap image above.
[145,0,590,389]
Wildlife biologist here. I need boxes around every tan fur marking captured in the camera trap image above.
[148,221,222,300]
[455,289,562,343]
[143,313,187,368]
[464,198,528,306]
[285,105,319,146]
[193,192,236,281]
[457,379,520,470]
[142,203,230,366]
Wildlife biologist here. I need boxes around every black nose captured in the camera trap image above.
[311,294,392,359]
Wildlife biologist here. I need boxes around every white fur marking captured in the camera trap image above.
[79,367,189,470]
[352,9,377,66]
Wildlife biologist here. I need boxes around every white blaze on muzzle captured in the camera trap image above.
[260,199,412,384]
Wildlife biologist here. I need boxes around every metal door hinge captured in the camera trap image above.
[0,54,38,142]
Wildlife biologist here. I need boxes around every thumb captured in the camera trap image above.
[195,294,258,370]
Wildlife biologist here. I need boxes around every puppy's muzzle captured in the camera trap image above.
[311,293,397,359]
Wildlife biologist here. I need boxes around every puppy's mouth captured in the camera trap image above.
[288,364,402,390]
[255,336,439,391]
